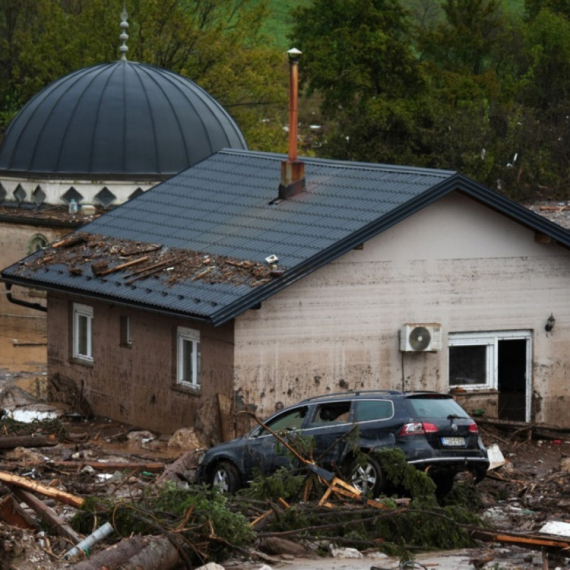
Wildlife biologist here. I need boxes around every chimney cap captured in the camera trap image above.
[287,47,302,61]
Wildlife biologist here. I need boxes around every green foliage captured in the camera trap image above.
[291,0,423,116]
[371,448,437,500]
[240,466,307,501]
[72,483,255,560]
[0,0,287,150]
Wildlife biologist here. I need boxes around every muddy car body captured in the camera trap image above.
[196,390,489,495]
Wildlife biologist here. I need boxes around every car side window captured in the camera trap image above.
[354,400,394,422]
[309,402,351,426]
[256,406,308,436]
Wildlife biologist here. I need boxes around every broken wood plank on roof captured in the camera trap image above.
[96,256,149,276]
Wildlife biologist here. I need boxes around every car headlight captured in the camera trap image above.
[198,453,205,465]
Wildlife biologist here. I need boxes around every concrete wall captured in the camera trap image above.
[233,192,570,425]
[47,294,235,437]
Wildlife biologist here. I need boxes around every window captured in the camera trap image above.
[255,406,308,437]
[310,402,351,426]
[354,400,394,422]
[73,303,93,362]
[448,331,530,390]
[120,316,132,347]
[27,234,49,255]
[177,327,200,388]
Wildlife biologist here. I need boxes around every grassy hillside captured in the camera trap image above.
[262,0,526,49]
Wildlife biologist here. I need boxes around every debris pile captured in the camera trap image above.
[14,232,285,288]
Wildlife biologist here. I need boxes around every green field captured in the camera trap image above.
[262,0,526,49]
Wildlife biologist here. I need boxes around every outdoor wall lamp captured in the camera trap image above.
[545,314,556,333]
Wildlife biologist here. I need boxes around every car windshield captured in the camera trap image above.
[405,396,469,419]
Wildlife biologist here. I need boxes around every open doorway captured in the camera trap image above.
[498,339,527,422]
[449,331,532,422]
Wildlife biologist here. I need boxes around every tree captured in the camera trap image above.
[0,0,288,150]
[291,0,423,117]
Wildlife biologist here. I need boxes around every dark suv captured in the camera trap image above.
[196,391,489,496]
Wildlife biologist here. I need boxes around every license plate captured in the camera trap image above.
[441,437,465,446]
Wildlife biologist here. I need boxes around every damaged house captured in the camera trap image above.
[1,145,570,440]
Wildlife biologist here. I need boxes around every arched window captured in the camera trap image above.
[27,234,49,255]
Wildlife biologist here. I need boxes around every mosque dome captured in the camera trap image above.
[0,61,247,179]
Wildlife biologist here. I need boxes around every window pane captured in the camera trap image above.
[449,345,487,386]
[266,407,308,432]
[311,402,351,425]
[181,339,194,383]
[77,314,89,356]
[354,400,393,422]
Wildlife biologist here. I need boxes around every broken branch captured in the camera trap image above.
[0,471,84,507]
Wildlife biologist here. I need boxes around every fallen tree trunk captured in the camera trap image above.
[0,435,58,449]
[12,488,81,544]
[0,471,83,507]
[70,535,181,570]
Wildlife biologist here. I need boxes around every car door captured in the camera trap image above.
[304,400,354,469]
[243,405,310,478]
[353,399,398,450]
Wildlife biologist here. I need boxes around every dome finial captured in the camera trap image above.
[119,3,129,61]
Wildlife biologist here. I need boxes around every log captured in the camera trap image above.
[71,535,181,570]
[477,418,570,433]
[155,452,194,485]
[97,256,149,276]
[0,435,57,450]
[52,234,87,249]
[12,488,81,544]
[51,460,164,473]
[0,471,83,508]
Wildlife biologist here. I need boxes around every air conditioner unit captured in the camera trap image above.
[400,323,442,352]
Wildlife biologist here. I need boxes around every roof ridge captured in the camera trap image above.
[217,149,456,177]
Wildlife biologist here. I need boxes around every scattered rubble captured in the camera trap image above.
[14,232,286,288]
[0,379,568,568]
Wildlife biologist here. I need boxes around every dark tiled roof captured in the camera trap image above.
[3,149,570,325]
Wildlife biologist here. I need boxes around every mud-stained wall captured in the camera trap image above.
[47,295,235,437]
[0,221,69,329]
[234,192,570,425]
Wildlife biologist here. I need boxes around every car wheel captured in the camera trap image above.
[210,461,241,494]
[431,472,455,497]
[349,456,385,497]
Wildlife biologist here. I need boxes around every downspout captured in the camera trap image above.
[5,283,47,312]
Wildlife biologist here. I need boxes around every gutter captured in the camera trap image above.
[1,275,211,324]
[5,283,47,312]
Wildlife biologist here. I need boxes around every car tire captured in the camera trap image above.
[210,461,241,494]
[431,472,455,497]
[349,456,385,497]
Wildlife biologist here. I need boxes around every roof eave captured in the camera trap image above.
[0,273,213,325]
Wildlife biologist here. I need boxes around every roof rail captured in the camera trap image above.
[301,390,403,402]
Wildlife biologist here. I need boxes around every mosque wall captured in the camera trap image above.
[0,220,68,328]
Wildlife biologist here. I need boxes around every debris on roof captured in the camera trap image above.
[14,232,285,288]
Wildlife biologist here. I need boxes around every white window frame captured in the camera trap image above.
[176,327,200,388]
[73,303,93,362]
[448,330,532,391]
[120,315,133,347]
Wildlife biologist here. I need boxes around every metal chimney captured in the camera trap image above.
[278,48,306,200]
